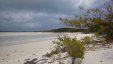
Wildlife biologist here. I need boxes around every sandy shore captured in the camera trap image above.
[0,33,113,64]
[0,39,54,64]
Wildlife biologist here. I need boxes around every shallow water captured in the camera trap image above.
[0,32,63,47]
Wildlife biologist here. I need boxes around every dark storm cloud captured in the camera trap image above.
[0,0,106,31]
[0,0,78,14]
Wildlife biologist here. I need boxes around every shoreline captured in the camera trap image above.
[0,33,113,64]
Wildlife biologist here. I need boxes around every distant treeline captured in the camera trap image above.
[48,28,86,32]
[0,28,91,32]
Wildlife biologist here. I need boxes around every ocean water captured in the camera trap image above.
[0,32,63,47]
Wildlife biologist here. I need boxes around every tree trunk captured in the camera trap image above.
[72,58,75,64]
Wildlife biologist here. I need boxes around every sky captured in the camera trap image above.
[0,0,106,31]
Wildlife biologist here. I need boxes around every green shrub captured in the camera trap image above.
[44,36,84,64]
[53,36,84,64]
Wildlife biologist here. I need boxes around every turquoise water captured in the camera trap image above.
[0,32,62,47]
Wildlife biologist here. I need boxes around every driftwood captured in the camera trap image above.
[24,55,69,64]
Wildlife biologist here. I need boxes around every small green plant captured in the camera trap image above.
[44,49,59,57]
[82,36,93,45]
[82,36,97,50]
[44,52,51,57]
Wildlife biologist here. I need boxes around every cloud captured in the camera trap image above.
[0,0,106,31]
[0,10,66,31]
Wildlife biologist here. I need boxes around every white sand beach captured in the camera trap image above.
[0,32,113,64]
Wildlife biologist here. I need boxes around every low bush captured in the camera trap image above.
[53,36,84,64]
